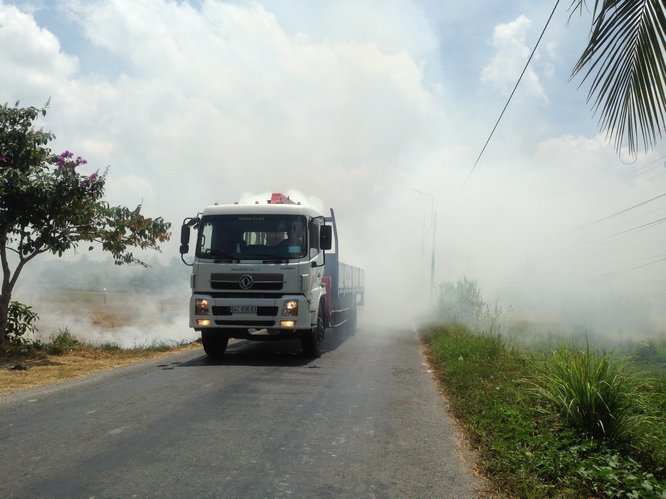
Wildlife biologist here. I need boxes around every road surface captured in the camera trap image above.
[0,326,486,498]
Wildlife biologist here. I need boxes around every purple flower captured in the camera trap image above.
[0,156,6,163]
[90,172,99,181]
[57,150,74,162]
[76,156,88,165]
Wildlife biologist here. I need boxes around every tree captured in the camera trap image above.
[0,103,171,344]
[571,0,666,154]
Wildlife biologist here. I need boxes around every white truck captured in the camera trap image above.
[179,193,364,357]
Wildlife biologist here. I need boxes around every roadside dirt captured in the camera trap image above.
[1,290,197,394]
[0,343,200,394]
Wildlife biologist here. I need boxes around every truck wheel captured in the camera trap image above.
[302,307,324,358]
[201,330,229,357]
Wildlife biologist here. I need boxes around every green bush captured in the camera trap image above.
[434,278,507,335]
[534,346,649,444]
[436,277,484,324]
[5,301,39,345]
[47,328,81,354]
[633,339,666,365]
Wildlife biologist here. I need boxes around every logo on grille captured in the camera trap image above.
[238,274,254,290]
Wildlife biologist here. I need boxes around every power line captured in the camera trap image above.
[624,256,666,271]
[611,252,666,266]
[461,0,561,190]
[584,155,666,195]
[564,192,666,234]
[605,255,666,276]
[573,216,666,248]
[615,155,666,183]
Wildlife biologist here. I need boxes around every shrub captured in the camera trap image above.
[47,328,81,354]
[633,339,666,365]
[435,277,507,334]
[436,277,484,324]
[5,301,39,345]
[534,346,648,443]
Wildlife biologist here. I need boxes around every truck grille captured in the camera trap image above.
[210,273,283,291]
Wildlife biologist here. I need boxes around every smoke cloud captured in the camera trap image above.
[1,0,665,346]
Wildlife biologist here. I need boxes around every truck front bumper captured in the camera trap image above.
[190,293,313,332]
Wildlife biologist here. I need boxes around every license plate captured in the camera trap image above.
[230,305,257,314]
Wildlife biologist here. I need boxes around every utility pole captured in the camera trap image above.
[413,189,436,303]
[430,210,436,301]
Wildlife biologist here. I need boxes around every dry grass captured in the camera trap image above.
[91,305,130,328]
[1,289,197,395]
[0,342,199,394]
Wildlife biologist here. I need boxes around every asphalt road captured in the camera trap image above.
[0,326,486,498]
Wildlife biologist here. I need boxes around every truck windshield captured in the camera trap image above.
[197,214,308,261]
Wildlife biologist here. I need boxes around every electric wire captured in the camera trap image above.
[461,0,561,190]
[615,156,666,182]
[584,155,666,194]
[614,204,666,231]
[623,256,666,271]
[572,216,666,249]
[611,252,666,265]
[563,192,666,234]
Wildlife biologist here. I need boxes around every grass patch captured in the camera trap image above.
[421,323,666,498]
[534,346,650,443]
[0,335,199,394]
[631,337,666,366]
[46,328,81,355]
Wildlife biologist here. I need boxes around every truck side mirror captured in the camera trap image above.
[179,225,190,254]
[320,225,332,251]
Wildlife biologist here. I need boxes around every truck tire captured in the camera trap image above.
[201,330,229,357]
[302,307,324,358]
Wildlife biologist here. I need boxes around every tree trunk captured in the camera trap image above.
[1,245,19,345]
[1,243,46,344]
[0,245,12,344]
[0,287,11,344]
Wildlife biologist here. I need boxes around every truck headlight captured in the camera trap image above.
[282,299,298,316]
[195,298,210,315]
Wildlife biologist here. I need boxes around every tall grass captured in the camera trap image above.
[534,346,648,443]
[421,323,666,497]
[46,328,81,354]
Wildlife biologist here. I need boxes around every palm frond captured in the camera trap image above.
[571,0,666,154]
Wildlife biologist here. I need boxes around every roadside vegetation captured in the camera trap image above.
[0,103,170,347]
[0,326,196,394]
[0,293,196,394]
[422,279,666,498]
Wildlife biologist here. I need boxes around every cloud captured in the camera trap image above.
[105,174,156,208]
[13,0,438,227]
[0,3,79,104]
[480,15,547,102]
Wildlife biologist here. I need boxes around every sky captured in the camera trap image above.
[2,0,666,339]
